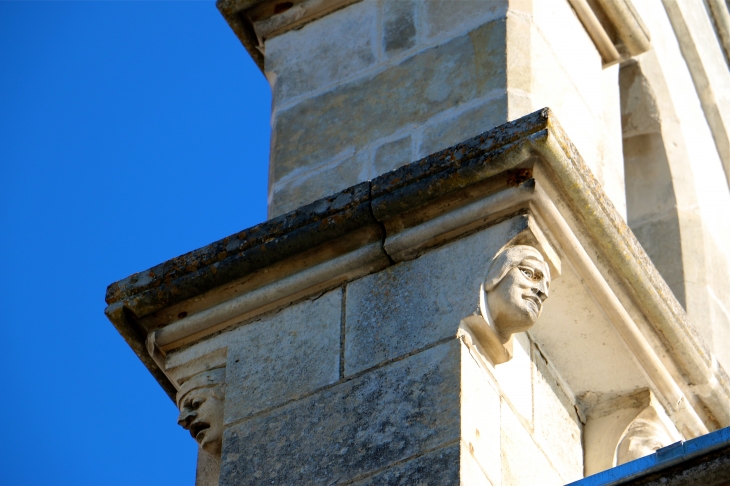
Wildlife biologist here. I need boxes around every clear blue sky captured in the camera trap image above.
[0,2,270,484]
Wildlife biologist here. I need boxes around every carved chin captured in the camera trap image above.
[520,296,542,319]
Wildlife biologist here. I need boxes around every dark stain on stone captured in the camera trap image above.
[273,2,293,14]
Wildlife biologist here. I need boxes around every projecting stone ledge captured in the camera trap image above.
[105,109,730,441]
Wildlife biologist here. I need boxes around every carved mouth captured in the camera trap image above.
[522,295,541,314]
[189,421,210,442]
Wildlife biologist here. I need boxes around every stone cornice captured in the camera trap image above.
[105,109,729,435]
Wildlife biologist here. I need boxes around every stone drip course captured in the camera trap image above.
[105,108,552,319]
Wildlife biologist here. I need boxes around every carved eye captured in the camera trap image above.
[519,266,543,282]
[192,398,205,410]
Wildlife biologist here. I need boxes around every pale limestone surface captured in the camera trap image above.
[373,136,412,176]
[264,0,377,105]
[382,0,416,55]
[223,289,341,423]
[625,0,730,371]
[528,252,647,395]
[269,149,370,217]
[269,17,508,214]
[417,95,508,159]
[493,334,532,423]
[582,389,681,475]
[344,217,525,375]
[135,2,730,480]
[532,344,583,482]
[461,333,502,485]
[500,400,564,486]
[265,0,628,219]
[663,0,730,184]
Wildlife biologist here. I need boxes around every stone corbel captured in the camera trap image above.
[462,215,560,365]
[168,349,228,486]
[581,388,681,476]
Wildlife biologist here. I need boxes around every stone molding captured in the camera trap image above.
[105,108,730,436]
[568,0,651,66]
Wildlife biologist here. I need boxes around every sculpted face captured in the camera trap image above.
[178,386,225,453]
[176,369,225,454]
[616,416,673,465]
[483,246,550,343]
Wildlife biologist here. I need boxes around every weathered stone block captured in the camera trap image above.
[630,217,685,307]
[220,340,462,485]
[501,400,563,486]
[418,95,508,158]
[270,149,370,217]
[345,217,526,375]
[383,0,416,54]
[224,290,341,424]
[533,345,584,483]
[422,0,506,41]
[349,444,461,485]
[271,18,507,185]
[374,136,412,175]
[461,336,501,484]
[265,0,377,104]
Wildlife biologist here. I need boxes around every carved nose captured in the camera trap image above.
[177,409,196,428]
[533,280,549,301]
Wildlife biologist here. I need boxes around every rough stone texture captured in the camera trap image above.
[532,344,584,483]
[224,289,341,423]
[373,136,412,176]
[264,0,377,105]
[500,400,564,486]
[344,216,527,375]
[383,0,416,54]
[220,340,461,485]
[348,444,461,485]
[422,0,506,41]
[270,18,507,184]
[418,95,508,158]
[271,150,371,217]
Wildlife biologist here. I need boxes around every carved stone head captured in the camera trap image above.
[615,408,674,465]
[176,368,226,454]
[481,245,551,344]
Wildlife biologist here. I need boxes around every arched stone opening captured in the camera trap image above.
[620,60,687,308]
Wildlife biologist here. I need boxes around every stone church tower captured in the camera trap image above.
[105,1,730,484]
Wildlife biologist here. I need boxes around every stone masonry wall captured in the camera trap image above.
[264,0,625,218]
[172,217,584,484]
